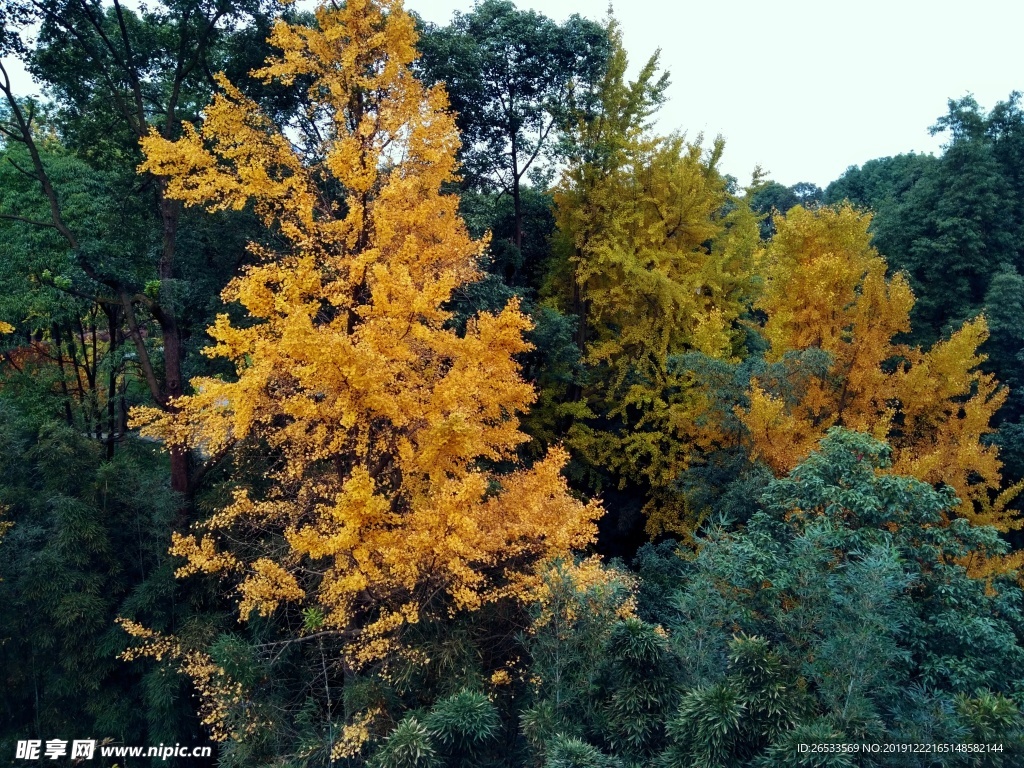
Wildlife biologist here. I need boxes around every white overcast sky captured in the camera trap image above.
[408,0,1024,188]
[4,0,1022,188]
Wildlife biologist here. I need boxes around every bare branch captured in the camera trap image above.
[110,0,147,127]
[0,212,57,229]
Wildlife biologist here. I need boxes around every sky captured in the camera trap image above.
[4,0,1022,188]
[408,0,1024,188]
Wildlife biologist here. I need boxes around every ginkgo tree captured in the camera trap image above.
[739,204,1023,553]
[130,0,600,687]
[543,21,760,536]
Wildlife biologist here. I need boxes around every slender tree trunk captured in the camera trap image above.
[118,374,129,439]
[90,319,100,440]
[52,324,75,427]
[104,304,120,460]
[156,192,190,500]
[66,323,87,408]
[512,178,523,252]
[510,129,524,256]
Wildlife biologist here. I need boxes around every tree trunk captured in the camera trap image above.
[156,192,191,500]
[512,177,523,252]
[104,304,121,461]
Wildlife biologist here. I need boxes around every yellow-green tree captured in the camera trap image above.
[544,22,759,535]
[740,204,1021,540]
[133,0,599,673]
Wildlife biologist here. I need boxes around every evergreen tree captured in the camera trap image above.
[648,429,1024,765]
[0,402,197,760]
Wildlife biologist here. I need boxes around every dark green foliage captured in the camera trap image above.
[456,187,560,290]
[825,96,1024,413]
[0,141,126,306]
[0,402,202,761]
[749,181,799,238]
[524,560,637,743]
[425,691,501,764]
[994,422,1024,496]
[522,569,675,765]
[371,716,439,768]
[3,3,1024,766]
[519,304,585,458]
[956,692,1024,763]
[827,120,1017,348]
[749,181,823,238]
[23,0,281,147]
[667,347,832,525]
[614,429,1024,766]
[176,593,524,767]
[660,635,811,768]
[417,0,609,249]
[824,153,937,213]
[823,92,1024,535]
[543,735,622,768]
[2,0,299,500]
[367,691,501,768]
[591,619,679,760]
[0,5,290,760]
[982,266,1024,419]
[752,721,857,768]
[444,186,586,464]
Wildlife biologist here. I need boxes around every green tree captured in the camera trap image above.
[646,429,1024,763]
[0,402,196,759]
[515,430,1024,766]
[417,0,609,252]
[824,153,937,213]
[749,180,822,238]
[0,0,285,499]
[824,94,1024,522]
[825,95,1024,355]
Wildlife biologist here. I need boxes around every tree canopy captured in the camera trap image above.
[3,2,1024,765]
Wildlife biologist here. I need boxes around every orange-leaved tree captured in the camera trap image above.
[740,204,1022,543]
[131,0,600,673]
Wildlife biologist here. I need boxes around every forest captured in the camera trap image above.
[2,0,1024,765]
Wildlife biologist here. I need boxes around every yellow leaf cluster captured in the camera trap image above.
[527,555,637,632]
[134,0,599,667]
[559,136,756,373]
[119,619,255,742]
[549,84,759,521]
[331,707,383,760]
[741,204,1020,534]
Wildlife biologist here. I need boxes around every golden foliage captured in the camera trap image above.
[528,555,637,632]
[331,707,383,760]
[134,0,599,668]
[563,139,759,533]
[119,619,253,742]
[741,204,1020,534]
[559,135,757,373]
[544,24,759,533]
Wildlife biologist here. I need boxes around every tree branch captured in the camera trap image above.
[0,60,80,251]
[0,212,57,229]
[109,0,147,128]
[120,292,165,407]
